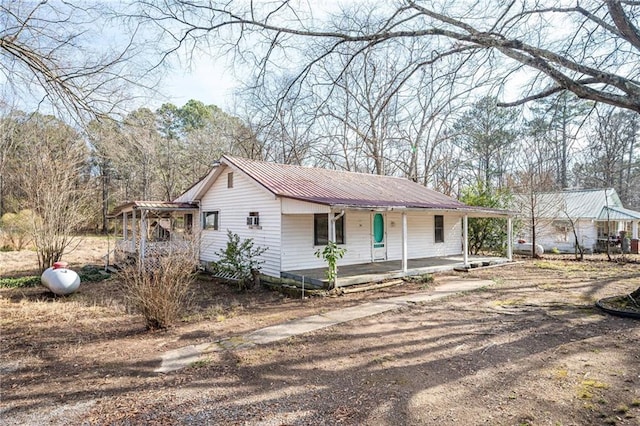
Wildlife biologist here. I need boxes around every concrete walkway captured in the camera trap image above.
[155,277,493,373]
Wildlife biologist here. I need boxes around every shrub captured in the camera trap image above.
[78,265,111,283]
[0,276,40,288]
[117,250,198,330]
[315,241,346,289]
[212,230,267,291]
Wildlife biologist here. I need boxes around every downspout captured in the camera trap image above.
[330,210,346,242]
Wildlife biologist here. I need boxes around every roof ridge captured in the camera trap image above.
[223,155,409,180]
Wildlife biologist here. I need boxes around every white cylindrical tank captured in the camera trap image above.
[513,242,544,257]
[41,262,80,295]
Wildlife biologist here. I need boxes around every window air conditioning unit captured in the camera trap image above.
[247,216,260,226]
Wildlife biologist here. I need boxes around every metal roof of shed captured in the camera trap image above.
[531,188,626,219]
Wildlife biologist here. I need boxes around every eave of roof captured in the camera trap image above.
[598,206,640,221]
[108,201,199,218]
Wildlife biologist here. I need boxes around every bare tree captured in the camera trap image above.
[120,108,162,201]
[454,96,520,189]
[86,119,123,233]
[0,108,22,216]
[13,114,92,271]
[527,93,592,188]
[511,167,559,258]
[1,2,152,122]
[575,107,639,207]
[135,1,640,114]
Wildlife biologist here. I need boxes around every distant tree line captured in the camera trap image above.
[2,94,638,231]
[0,100,255,234]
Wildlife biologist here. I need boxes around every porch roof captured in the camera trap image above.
[108,201,199,218]
[598,205,640,221]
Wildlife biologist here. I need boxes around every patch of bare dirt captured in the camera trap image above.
[1,249,639,425]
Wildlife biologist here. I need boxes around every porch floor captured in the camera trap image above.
[281,255,511,287]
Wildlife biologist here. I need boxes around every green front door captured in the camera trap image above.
[372,213,386,260]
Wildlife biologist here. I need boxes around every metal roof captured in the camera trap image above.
[524,188,639,219]
[598,206,640,220]
[221,156,514,216]
[108,201,199,217]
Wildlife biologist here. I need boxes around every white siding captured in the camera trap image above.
[280,210,463,271]
[390,212,462,258]
[526,218,598,252]
[281,210,372,270]
[281,198,331,214]
[199,170,282,277]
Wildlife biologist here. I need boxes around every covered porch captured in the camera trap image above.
[282,254,511,288]
[596,206,640,253]
[106,201,199,267]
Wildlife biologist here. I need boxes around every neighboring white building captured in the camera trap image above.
[514,188,640,253]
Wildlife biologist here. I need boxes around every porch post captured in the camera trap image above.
[132,209,137,250]
[122,212,128,240]
[402,212,408,273]
[507,216,513,261]
[139,210,147,263]
[463,215,469,267]
[633,220,638,239]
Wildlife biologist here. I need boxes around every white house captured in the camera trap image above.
[176,156,513,281]
[111,156,512,284]
[515,188,640,253]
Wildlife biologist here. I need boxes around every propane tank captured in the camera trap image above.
[41,261,81,295]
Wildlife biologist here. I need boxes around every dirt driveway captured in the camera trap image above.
[1,239,639,425]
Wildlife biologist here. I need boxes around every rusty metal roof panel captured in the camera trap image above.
[223,156,467,209]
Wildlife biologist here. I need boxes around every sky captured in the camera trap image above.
[155,59,240,111]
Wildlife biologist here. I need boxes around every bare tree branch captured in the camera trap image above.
[134,0,640,113]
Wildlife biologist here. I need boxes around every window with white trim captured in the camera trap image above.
[314,213,345,245]
[434,215,444,243]
[247,211,260,228]
[203,211,219,230]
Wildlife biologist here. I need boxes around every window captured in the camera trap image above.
[227,172,233,188]
[247,211,260,228]
[314,213,345,245]
[597,221,617,239]
[434,215,444,243]
[184,213,193,233]
[553,220,570,242]
[203,211,219,230]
